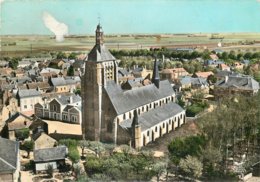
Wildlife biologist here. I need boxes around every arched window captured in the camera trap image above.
[163,123,165,128]
[129,112,132,118]
[155,127,158,132]
[147,131,150,136]
[123,114,126,120]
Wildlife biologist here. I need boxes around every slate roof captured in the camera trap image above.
[56,94,81,105]
[0,137,19,173]
[180,76,208,87]
[34,146,67,162]
[87,44,115,62]
[118,68,130,77]
[17,89,41,98]
[215,76,259,91]
[120,102,184,131]
[105,80,174,115]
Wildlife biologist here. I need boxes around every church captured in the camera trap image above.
[81,24,186,148]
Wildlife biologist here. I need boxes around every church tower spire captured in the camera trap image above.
[152,57,160,89]
[96,23,104,45]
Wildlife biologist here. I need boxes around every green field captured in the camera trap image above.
[1,33,260,57]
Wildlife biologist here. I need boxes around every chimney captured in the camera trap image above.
[69,96,73,104]
[225,76,228,83]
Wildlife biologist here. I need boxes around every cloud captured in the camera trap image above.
[42,11,68,42]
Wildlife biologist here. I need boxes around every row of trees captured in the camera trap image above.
[168,93,260,180]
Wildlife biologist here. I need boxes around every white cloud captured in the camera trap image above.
[42,11,68,42]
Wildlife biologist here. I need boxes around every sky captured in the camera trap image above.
[1,0,260,35]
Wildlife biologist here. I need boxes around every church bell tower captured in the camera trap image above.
[82,24,118,141]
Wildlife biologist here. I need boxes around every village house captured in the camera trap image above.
[193,71,214,79]
[0,137,20,182]
[34,94,82,124]
[16,88,42,116]
[34,146,67,173]
[82,24,186,149]
[218,63,231,71]
[132,66,153,80]
[48,59,65,69]
[204,60,224,67]
[49,77,79,93]
[4,112,33,140]
[118,68,135,84]
[232,61,244,70]
[179,76,209,93]
[33,132,57,150]
[214,75,260,97]
[160,68,189,81]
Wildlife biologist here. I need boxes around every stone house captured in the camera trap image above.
[160,68,189,81]
[33,132,57,150]
[5,112,33,140]
[16,88,42,116]
[214,75,260,97]
[34,146,67,172]
[34,94,82,124]
[193,71,214,79]
[0,137,20,182]
[49,77,79,93]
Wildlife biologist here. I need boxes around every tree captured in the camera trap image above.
[22,140,34,158]
[67,65,74,76]
[78,140,89,157]
[68,52,77,60]
[89,141,105,157]
[56,52,67,59]
[151,162,167,182]
[179,155,203,179]
[168,135,206,164]
[46,164,54,178]
[15,128,30,140]
[9,58,20,70]
[68,148,80,164]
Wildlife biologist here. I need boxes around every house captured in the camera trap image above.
[39,68,61,80]
[48,59,65,69]
[0,137,20,182]
[33,132,57,150]
[209,54,219,61]
[5,112,33,140]
[72,60,85,76]
[132,66,153,80]
[214,75,260,97]
[34,94,82,124]
[215,70,240,81]
[49,77,79,93]
[118,68,134,84]
[16,88,42,116]
[193,71,214,79]
[204,60,224,67]
[34,146,67,172]
[26,82,51,93]
[82,24,186,149]
[218,63,230,71]
[160,68,189,81]
[232,62,244,70]
[18,60,31,68]
[180,76,209,91]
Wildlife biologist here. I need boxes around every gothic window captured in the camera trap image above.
[129,112,132,118]
[155,127,158,132]
[123,114,126,120]
[147,131,150,136]
[163,123,165,128]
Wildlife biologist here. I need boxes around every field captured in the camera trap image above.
[1,33,260,57]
